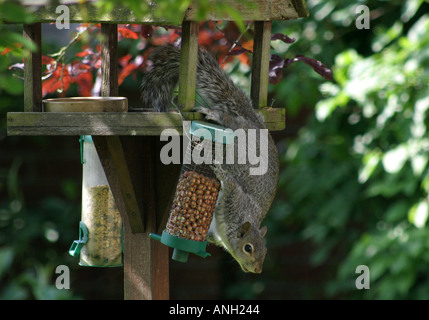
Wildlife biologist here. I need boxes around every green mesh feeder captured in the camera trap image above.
[150,121,234,262]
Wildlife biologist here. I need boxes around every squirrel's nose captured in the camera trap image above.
[253,265,263,273]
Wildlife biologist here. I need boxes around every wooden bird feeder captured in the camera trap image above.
[6,0,308,300]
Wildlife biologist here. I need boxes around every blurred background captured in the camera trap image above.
[1,0,429,299]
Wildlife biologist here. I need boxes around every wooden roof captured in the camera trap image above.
[20,0,308,25]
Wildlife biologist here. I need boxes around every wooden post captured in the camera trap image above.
[122,137,170,300]
[100,24,118,97]
[23,23,42,112]
[251,21,272,108]
[96,24,170,300]
[178,21,199,111]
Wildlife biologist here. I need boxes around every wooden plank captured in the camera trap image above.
[123,223,169,299]
[93,136,169,299]
[178,21,199,112]
[23,1,186,25]
[21,0,307,24]
[100,24,118,97]
[121,137,169,300]
[251,21,272,109]
[6,109,285,136]
[23,24,42,112]
[6,112,184,135]
[185,0,305,21]
[154,139,182,234]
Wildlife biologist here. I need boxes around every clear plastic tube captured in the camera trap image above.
[80,136,123,267]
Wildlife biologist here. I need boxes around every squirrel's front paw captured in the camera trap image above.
[211,162,229,181]
[194,106,222,123]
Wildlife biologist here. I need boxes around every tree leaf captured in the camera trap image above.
[118,27,139,40]
[285,55,333,81]
[271,33,296,44]
[268,54,285,84]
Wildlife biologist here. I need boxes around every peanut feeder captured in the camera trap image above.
[150,121,234,262]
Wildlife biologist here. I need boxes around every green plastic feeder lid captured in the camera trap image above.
[190,121,234,145]
[150,231,211,263]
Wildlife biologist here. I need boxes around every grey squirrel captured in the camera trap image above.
[141,44,279,273]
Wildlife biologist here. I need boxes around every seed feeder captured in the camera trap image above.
[150,121,234,262]
[69,135,123,267]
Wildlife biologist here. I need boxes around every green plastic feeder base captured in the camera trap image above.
[149,231,211,262]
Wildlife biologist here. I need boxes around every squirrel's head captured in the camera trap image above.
[232,221,267,273]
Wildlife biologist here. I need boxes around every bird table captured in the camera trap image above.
[6,0,308,300]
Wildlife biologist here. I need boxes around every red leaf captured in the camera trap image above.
[42,64,71,96]
[198,29,224,45]
[118,27,139,39]
[1,47,13,55]
[78,64,91,71]
[76,49,93,58]
[42,55,55,65]
[118,55,144,85]
[1,43,23,55]
[118,63,138,85]
[119,54,132,67]
[75,72,93,97]
[227,46,252,56]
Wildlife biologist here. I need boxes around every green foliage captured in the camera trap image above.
[0,1,36,98]
[95,0,249,30]
[0,159,81,299]
[270,0,429,299]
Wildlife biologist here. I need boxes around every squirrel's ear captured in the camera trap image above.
[238,222,251,238]
[259,226,267,238]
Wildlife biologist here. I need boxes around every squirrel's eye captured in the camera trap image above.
[244,244,253,254]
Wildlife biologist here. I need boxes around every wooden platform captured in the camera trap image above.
[7,108,286,136]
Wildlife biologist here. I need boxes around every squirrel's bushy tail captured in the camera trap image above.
[141,45,255,121]
[141,45,181,111]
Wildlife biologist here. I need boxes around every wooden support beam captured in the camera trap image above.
[154,139,182,234]
[122,137,170,300]
[178,21,199,111]
[97,23,169,300]
[100,24,118,97]
[23,23,42,112]
[123,221,170,300]
[251,21,272,109]
[93,136,169,299]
